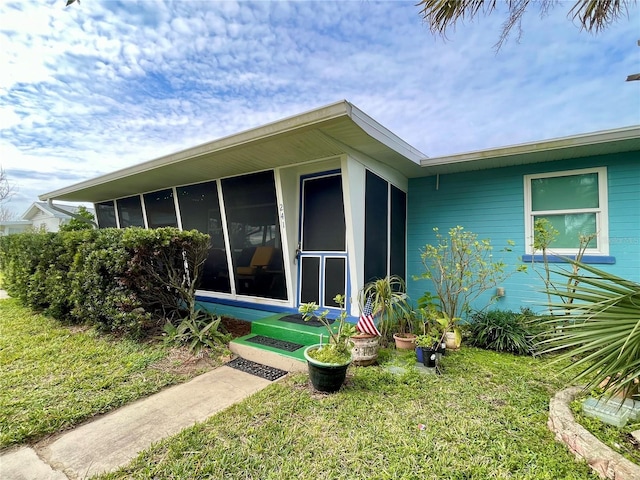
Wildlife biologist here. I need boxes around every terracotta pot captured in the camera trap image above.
[393,333,417,350]
[351,334,379,366]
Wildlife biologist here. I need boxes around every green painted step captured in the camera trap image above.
[231,334,307,362]
[249,315,330,346]
[229,313,339,367]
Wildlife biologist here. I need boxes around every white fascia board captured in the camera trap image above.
[421,125,640,168]
[40,100,353,202]
[349,103,426,163]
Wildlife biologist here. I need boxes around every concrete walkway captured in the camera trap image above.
[0,289,9,300]
[0,366,274,479]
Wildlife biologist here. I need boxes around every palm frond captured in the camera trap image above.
[539,259,640,397]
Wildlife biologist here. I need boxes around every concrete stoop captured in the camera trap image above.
[548,386,640,480]
[229,340,307,373]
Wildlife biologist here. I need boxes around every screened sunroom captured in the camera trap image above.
[40,101,425,320]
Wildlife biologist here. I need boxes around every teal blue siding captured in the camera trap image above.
[407,151,639,316]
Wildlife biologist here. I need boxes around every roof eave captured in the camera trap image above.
[40,100,354,202]
[39,100,427,203]
[420,125,640,174]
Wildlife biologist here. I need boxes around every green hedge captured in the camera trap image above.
[0,228,210,337]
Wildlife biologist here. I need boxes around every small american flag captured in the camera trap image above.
[356,296,381,336]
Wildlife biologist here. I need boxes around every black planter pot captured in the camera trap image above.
[436,341,446,356]
[304,345,351,393]
[420,347,438,368]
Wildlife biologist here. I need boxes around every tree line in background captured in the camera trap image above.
[0,167,16,222]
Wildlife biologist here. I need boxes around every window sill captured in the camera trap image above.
[521,254,615,264]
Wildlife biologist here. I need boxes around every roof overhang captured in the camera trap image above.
[40,100,426,204]
[420,126,640,175]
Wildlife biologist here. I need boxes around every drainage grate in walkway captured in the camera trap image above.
[226,357,288,381]
[246,335,303,352]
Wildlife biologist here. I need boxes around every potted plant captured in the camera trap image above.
[439,312,461,350]
[299,294,356,393]
[360,275,409,346]
[393,309,418,349]
[350,293,382,366]
[415,333,437,364]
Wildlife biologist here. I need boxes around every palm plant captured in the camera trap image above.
[418,0,631,50]
[538,261,640,398]
[359,275,409,343]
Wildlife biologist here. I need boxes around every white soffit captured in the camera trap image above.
[420,126,640,175]
[40,100,426,203]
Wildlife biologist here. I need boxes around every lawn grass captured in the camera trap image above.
[99,348,597,479]
[0,298,222,448]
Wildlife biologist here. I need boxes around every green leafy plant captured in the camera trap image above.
[467,309,536,355]
[299,294,356,364]
[415,334,437,348]
[0,227,211,337]
[532,217,596,316]
[538,261,640,398]
[414,303,448,344]
[161,312,230,354]
[59,205,96,232]
[417,226,525,334]
[359,275,410,343]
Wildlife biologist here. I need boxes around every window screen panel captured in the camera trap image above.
[302,175,345,252]
[144,189,178,228]
[531,173,599,211]
[300,256,320,304]
[95,201,117,228]
[222,171,287,300]
[390,185,406,280]
[324,257,346,308]
[116,196,145,228]
[177,181,230,293]
[364,170,388,282]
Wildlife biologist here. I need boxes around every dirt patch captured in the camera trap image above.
[151,347,231,376]
[220,316,251,338]
[150,317,250,377]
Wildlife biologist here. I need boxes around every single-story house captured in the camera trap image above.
[39,101,640,322]
[0,202,95,236]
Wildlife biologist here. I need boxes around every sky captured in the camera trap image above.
[0,0,639,217]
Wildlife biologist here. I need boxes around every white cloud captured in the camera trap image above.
[0,0,638,216]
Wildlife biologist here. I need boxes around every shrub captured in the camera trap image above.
[467,308,537,355]
[0,227,211,338]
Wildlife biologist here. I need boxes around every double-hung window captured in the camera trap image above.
[524,167,608,256]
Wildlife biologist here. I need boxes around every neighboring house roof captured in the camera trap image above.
[39,100,427,204]
[21,202,95,221]
[420,125,640,175]
[0,220,32,227]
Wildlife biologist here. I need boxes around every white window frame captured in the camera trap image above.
[524,167,609,255]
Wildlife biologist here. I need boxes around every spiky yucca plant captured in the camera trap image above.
[539,261,640,397]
